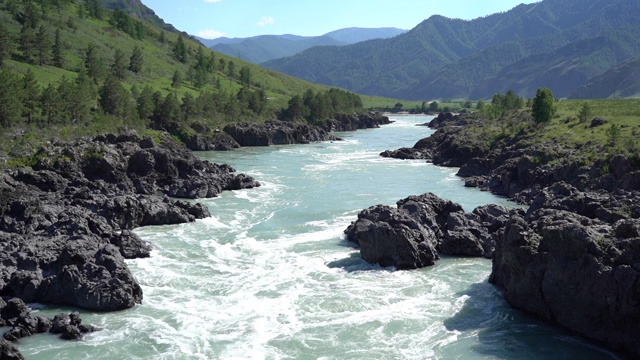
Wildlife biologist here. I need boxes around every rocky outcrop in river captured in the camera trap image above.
[223,120,340,147]
[222,113,390,147]
[344,193,516,269]
[0,131,259,313]
[490,182,640,357]
[321,113,391,132]
[377,112,640,357]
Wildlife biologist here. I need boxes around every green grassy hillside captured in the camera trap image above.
[0,0,334,165]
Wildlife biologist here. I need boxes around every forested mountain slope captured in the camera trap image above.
[264,0,640,100]
[202,27,405,65]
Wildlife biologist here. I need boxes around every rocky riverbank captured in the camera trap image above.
[351,112,640,357]
[0,130,259,357]
[184,113,391,150]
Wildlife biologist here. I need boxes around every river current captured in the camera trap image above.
[18,115,621,359]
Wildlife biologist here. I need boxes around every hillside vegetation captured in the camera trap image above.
[0,0,407,166]
[468,93,640,165]
[264,0,640,101]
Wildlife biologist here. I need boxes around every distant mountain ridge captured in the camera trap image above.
[196,27,406,64]
[263,0,640,100]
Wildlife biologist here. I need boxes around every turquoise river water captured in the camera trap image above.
[16,115,623,359]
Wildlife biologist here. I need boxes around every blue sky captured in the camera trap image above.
[140,0,540,39]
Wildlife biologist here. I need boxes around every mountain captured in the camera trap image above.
[210,35,346,64]
[324,27,406,44]
[199,27,406,65]
[263,0,640,100]
[570,55,640,99]
[101,0,183,34]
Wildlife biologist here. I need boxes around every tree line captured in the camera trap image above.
[0,0,268,132]
[280,88,364,122]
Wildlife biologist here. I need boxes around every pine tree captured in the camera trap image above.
[227,60,236,79]
[22,0,40,29]
[172,35,187,63]
[171,70,182,91]
[22,69,40,123]
[84,0,103,20]
[35,25,51,65]
[40,83,59,124]
[136,85,154,120]
[134,21,145,40]
[99,73,128,117]
[0,68,24,127]
[19,25,36,63]
[181,92,197,121]
[84,42,104,83]
[239,66,252,87]
[111,48,127,80]
[129,45,143,74]
[0,24,14,66]
[52,28,64,68]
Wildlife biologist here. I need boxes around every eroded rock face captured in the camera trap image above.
[345,193,515,269]
[490,190,640,357]
[345,204,440,269]
[0,131,259,312]
[223,120,340,147]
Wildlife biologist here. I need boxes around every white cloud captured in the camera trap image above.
[198,29,226,39]
[203,0,222,3]
[257,16,275,26]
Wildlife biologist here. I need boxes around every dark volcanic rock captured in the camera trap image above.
[0,131,259,312]
[322,113,391,132]
[490,201,640,357]
[224,120,339,147]
[345,193,512,269]
[0,339,24,360]
[345,204,440,269]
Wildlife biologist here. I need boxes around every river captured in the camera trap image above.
[18,115,621,359]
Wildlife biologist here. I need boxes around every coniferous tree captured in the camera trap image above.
[0,68,23,127]
[239,66,252,87]
[35,25,51,65]
[171,70,182,91]
[129,45,143,74]
[136,85,154,121]
[578,102,592,123]
[227,60,236,79]
[84,42,104,83]
[40,83,59,124]
[111,48,127,80]
[109,8,133,35]
[52,28,64,68]
[21,0,40,29]
[206,51,216,72]
[158,31,166,44]
[19,25,36,63]
[181,92,197,121]
[22,69,40,123]
[84,0,103,19]
[172,35,187,63]
[134,21,145,40]
[0,24,14,66]
[99,73,129,117]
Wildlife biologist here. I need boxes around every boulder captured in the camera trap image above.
[345,193,509,268]
[0,339,24,360]
[490,207,640,357]
[345,205,439,269]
